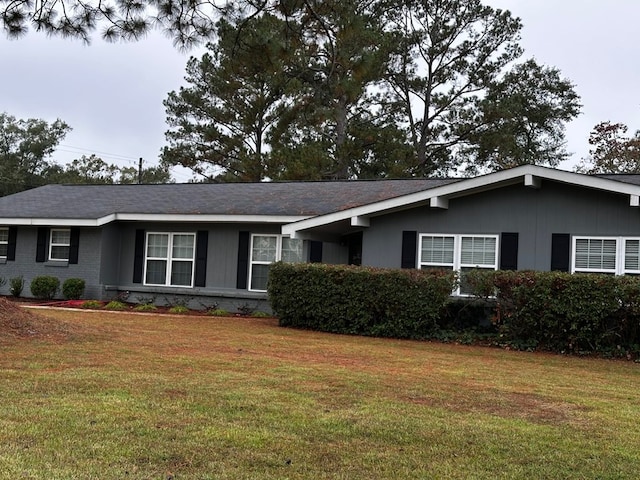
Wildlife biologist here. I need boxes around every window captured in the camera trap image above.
[144,232,195,287]
[49,229,70,261]
[249,234,303,291]
[419,234,498,295]
[572,236,640,275]
[0,228,7,258]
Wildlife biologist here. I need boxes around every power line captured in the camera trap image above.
[57,143,196,183]
[58,144,141,161]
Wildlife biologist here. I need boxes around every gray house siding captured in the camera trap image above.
[0,226,104,299]
[103,222,347,311]
[362,181,640,271]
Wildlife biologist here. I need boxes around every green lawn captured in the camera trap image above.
[1,308,639,479]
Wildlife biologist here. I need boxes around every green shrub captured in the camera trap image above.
[168,305,190,314]
[467,270,640,357]
[62,278,85,300]
[105,300,128,311]
[252,311,272,318]
[9,276,22,297]
[268,262,456,339]
[134,303,157,312]
[208,308,230,317]
[81,300,103,309]
[30,275,60,300]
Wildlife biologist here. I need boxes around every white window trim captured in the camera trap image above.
[572,236,640,275]
[0,227,8,259]
[49,228,70,262]
[418,233,499,296]
[143,232,196,288]
[249,234,302,292]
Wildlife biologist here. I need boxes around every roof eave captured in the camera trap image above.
[0,213,311,227]
[282,165,640,236]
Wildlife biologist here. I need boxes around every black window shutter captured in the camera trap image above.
[36,227,48,263]
[500,232,519,271]
[69,228,80,264]
[401,231,417,269]
[551,233,570,272]
[236,231,250,289]
[194,230,209,287]
[7,227,17,261]
[309,240,323,263]
[132,229,145,283]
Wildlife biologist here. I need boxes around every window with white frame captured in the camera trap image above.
[419,234,498,295]
[144,232,196,287]
[572,236,640,275]
[249,234,303,291]
[0,228,7,258]
[49,229,71,261]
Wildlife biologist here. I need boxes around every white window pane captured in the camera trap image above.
[625,240,640,271]
[147,234,169,258]
[421,236,454,264]
[171,260,193,286]
[145,259,167,284]
[575,238,617,271]
[51,229,70,245]
[251,264,270,291]
[252,236,277,262]
[50,246,69,260]
[460,237,496,266]
[281,237,303,263]
[0,229,8,243]
[172,234,194,259]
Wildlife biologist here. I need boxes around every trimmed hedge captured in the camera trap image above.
[268,262,456,339]
[30,275,60,300]
[62,278,86,300]
[467,270,640,356]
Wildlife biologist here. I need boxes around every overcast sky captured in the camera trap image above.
[1,0,639,182]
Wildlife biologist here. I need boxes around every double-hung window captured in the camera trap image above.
[0,228,8,258]
[419,234,498,295]
[249,234,303,291]
[49,229,71,261]
[144,232,195,287]
[573,236,640,275]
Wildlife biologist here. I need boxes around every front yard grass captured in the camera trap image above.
[1,309,639,479]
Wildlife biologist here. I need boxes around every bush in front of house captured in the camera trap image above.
[466,270,640,357]
[9,276,24,297]
[30,275,60,300]
[105,300,128,310]
[62,278,86,300]
[268,262,456,339]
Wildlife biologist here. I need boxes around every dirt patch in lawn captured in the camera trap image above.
[0,297,74,343]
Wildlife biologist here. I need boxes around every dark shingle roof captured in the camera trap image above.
[594,174,640,186]
[0,179,460,219]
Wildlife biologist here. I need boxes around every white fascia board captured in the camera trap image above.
[282,165,640,235]
[109,213,310,224]
[0,218,102,227]
[0,213,310,227]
